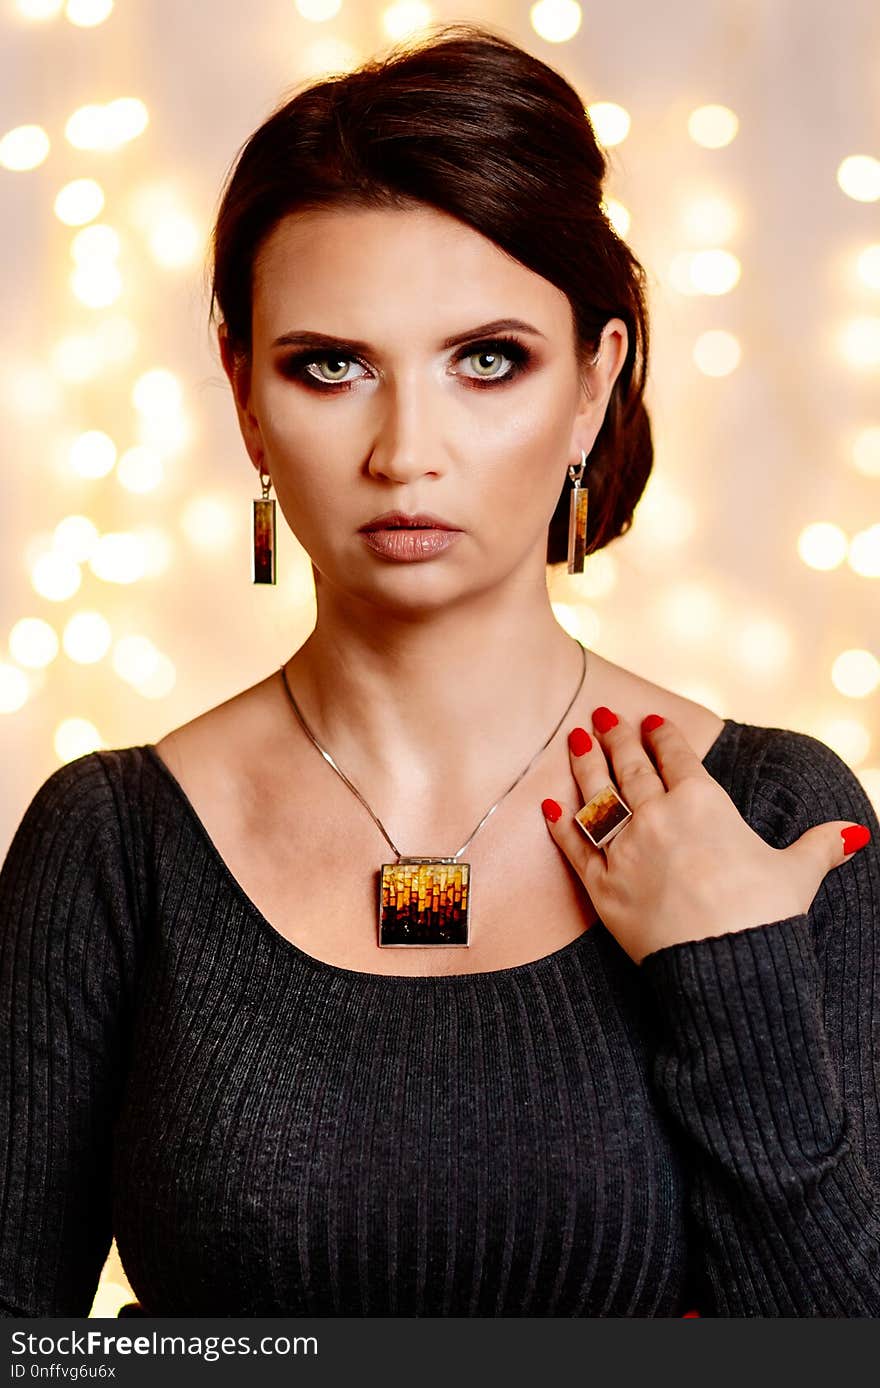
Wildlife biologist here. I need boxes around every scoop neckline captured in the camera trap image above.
[137,716,740,988]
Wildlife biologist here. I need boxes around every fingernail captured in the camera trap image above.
[568,726,592,756]
[592,706,618,733]
[841,824,871,854]
[541,798,563,823]
[642,714,665,734]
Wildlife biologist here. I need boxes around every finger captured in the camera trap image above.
[638,713,711,790]
[540,794,607,886]
[586,706,666,811]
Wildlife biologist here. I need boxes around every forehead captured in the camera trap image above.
[251,204,571,338]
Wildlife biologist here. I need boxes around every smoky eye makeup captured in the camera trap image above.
[275,335,536,391]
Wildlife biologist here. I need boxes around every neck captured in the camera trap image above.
[283,563,588,800]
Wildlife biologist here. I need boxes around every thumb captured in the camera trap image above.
[787,821,872,881]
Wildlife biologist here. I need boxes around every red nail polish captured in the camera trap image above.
[568,726,592,756]
[841,824,871,854]
[642,714,665,734]
[541,798,563,823]
[592,706,618,733]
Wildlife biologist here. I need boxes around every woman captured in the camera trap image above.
[1,23,878,1319]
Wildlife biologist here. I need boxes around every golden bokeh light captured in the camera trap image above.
[62,611,113,664]
[8,618,60,670]
[587,102,631,147]
[839,315,880,368]
[54,178,105,225]
[15,0,64,18]
[31,552,82,602]
[112,634,162,685]
[53,515,100,563]
[0,124,50,170]
[529,0,582,43]
[689,248,741,294]
[53,717,103,762]
[295,0,343,19]
[687,104,739,148]
[550,601,601,648]
[817,717,873,767]
[0,665,31,716]
[132,368,183,414]
[70,223,121,262]
[300,36,360,76]
[692,329,741,376]
[601,197,631,237]
[856,244,880,289]
[70,260,123,308]
[69,430,117,479]
[65,0,114,29]
[831,648,880,698]
[65,98,147,151]
[380,2,433,42]
[836,154,880,203]
[797,522,849,571]
[136,528,175,579]
[88,533,149,585]
[116,446,164,494]
[852,425,880,478]
[147,211,202,269]
[848,524,880,578]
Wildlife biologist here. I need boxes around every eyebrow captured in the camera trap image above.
[270,318,547,353]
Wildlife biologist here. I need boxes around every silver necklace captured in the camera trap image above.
[278,638,588,948]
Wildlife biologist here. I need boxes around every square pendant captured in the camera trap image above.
[378,857,471,946]
[573,784,632,850]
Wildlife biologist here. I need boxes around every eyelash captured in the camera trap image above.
[278,336,533,392]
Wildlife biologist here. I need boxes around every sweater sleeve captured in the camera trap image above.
[639,729,880,1317]
[0,753,142,1317]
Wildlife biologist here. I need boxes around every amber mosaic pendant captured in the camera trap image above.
[378,857,471,946]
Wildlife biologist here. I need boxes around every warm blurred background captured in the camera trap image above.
[1,0,878,1314]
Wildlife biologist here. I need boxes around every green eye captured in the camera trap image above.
[467,349,509,378]
[310,356,362,383]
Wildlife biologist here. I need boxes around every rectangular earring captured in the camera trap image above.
[252,469,276,584]
[567,452,589,574]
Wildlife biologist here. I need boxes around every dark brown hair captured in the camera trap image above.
[209,21,653,564]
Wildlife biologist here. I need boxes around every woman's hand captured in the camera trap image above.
[540,707,871,965]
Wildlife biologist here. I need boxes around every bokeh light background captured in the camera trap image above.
[1,0,878,1311]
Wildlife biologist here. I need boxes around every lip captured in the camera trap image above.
[359,528,463,562]
[359,510,461,532]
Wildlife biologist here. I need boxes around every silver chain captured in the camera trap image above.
[278,638,588,862]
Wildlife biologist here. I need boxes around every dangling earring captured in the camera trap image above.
[252,466,277,584]
[567,447,589,574]
[567,341,603,574]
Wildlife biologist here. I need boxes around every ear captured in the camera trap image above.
[571,316,629,457]
[218,323,265,474]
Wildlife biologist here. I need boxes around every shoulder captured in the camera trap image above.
[4,743,159,895]
[740,724,879,846]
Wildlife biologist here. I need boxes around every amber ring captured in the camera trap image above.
[572,780,633,852]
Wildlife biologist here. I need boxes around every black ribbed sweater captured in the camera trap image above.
[1,717,879,1317]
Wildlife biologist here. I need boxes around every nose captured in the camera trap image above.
[365,373,445,484]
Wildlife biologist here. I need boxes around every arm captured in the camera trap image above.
[0,753,142,1317]
[640,729,880,1317]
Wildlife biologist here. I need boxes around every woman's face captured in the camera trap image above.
[222,203,627,612]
